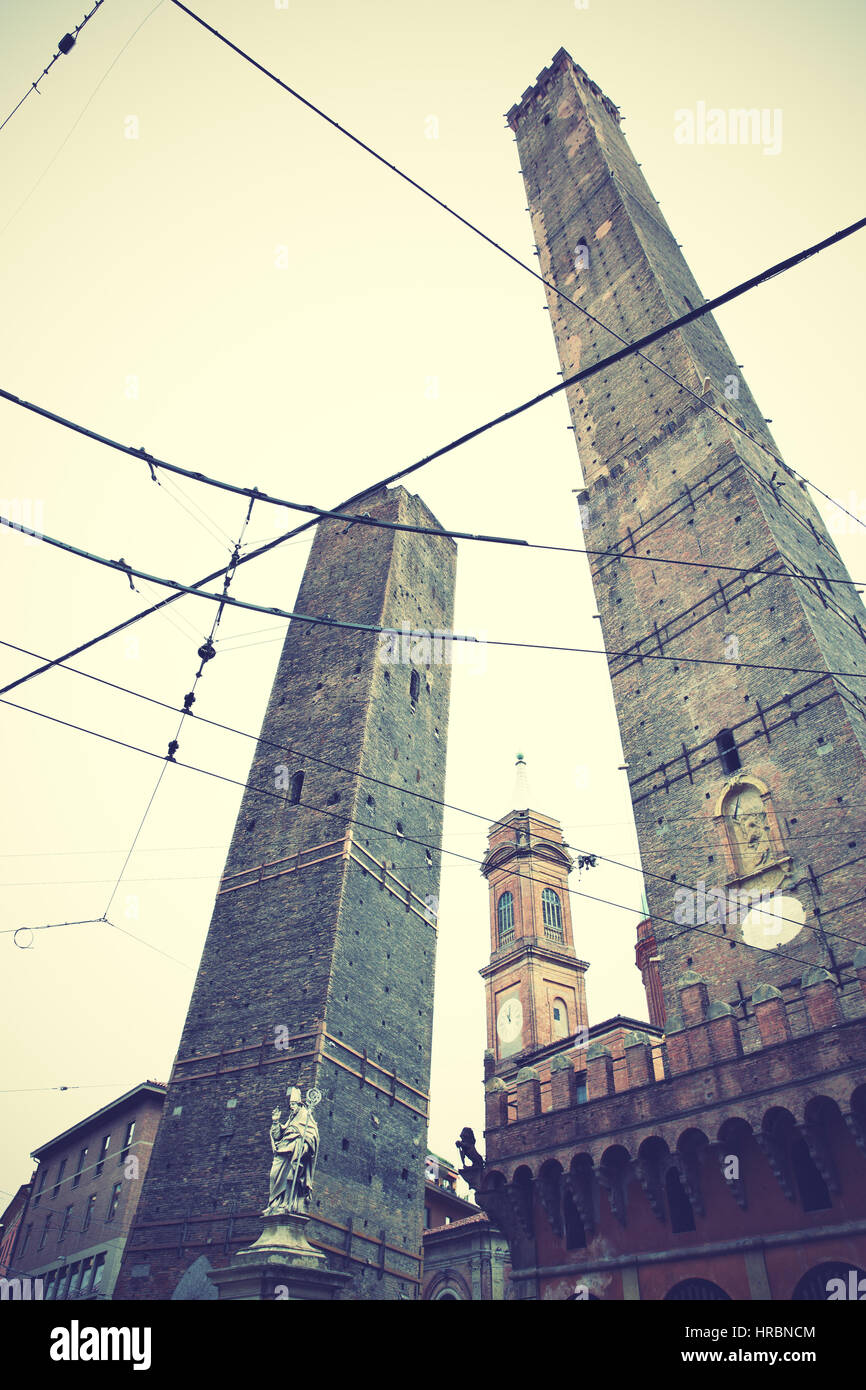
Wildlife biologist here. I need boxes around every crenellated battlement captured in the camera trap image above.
[484,956,866,1177]
[505,48,621,131]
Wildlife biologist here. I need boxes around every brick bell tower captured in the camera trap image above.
[113,485,456,1301]
[480,757,589,1073]
[508,51,866,1043]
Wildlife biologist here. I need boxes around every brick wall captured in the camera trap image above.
[113,485,456,1301]
[507,48,866,1036]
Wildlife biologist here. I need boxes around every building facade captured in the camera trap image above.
[0,1184,31,1284]
[113,485,457,1301]
[8,1082,165,1301]
[471,52,866,1301]
[422,1151,511,1299]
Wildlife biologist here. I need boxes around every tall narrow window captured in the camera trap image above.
[119,1120,135,1164]
[52,1160,66,1198]
[290,771,305,804]
[497,891,514,946]
[715,728,741,774]
[78,1257,94,1297]
[82,1194,97,1232]
[72,1148,87,1188]
[19,1223,32,1255]
[34,1168,46,1205]
[96,1134,111,1177]
[552,997,569,1039]
[106,1183,122,1222]
[58,1206,73,1242]
[542,889,563,941]
[38,1215,52,1250]
[91,1253,106,1291]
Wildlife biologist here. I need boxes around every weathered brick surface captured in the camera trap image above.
[113,486,456,1301]
[507,47,866,1038]
[474,49,866,1302]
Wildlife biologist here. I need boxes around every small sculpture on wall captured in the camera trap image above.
[456,1126,485,1187]
[263,1086,321,1217]
[718,778,791,896]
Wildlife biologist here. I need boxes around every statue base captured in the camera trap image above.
[210,1212,352,1302]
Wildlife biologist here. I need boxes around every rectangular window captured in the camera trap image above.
[95,1134,111,1177]
[82,1194,97,1232]
[119,1120,135,1163]
[64,1263,81,1299]
[72,1148,87,1188]
[38,1215,52,1250]
[106,1183,122,1222]
[69,1262,86,1298]
[44,1269,57,1300]
[78,1256,94,1297]
[52,1159,66,1199]
[34,1168,47,1205]
[91,1252,106,1289]
[58,1205,73,1242]
[19,1222,33,1255]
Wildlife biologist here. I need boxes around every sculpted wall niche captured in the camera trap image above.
[714,776,806,950]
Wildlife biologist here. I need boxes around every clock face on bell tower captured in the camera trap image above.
[496,995,524,1057]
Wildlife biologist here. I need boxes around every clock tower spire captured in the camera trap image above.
[480,758,589,1072]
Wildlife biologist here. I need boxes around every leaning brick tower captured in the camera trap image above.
[113,485,456,1301]
[507,49,866,1044]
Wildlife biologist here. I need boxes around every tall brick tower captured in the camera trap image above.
[113,485,456,1301]
[508,50,866,1044]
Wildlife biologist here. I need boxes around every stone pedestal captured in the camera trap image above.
[210,1212,352,1302]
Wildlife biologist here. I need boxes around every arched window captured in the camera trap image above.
[574,239,590,273]
[542,889,563,941]
[552,997,569,1039]
[497,892,514,946]
[290,771,305,804]
[410,669,420,707]
[792,1262,866,1300]
[665,1167,696,1233]
[665,1278,730,1301]
[715,728,741,774]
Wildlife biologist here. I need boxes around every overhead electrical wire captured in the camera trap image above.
[7,636,861,950]
[2,211,864,703]
[0,0,167,242]
[99,497,254,929]
[4,512,866,684]
[2,384,864,594]
[167,0,866,539]
[0,684,858,967]
[0,690,847,975]
[0,1,108,137]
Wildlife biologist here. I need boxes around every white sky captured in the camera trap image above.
[1,0,864,1206]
